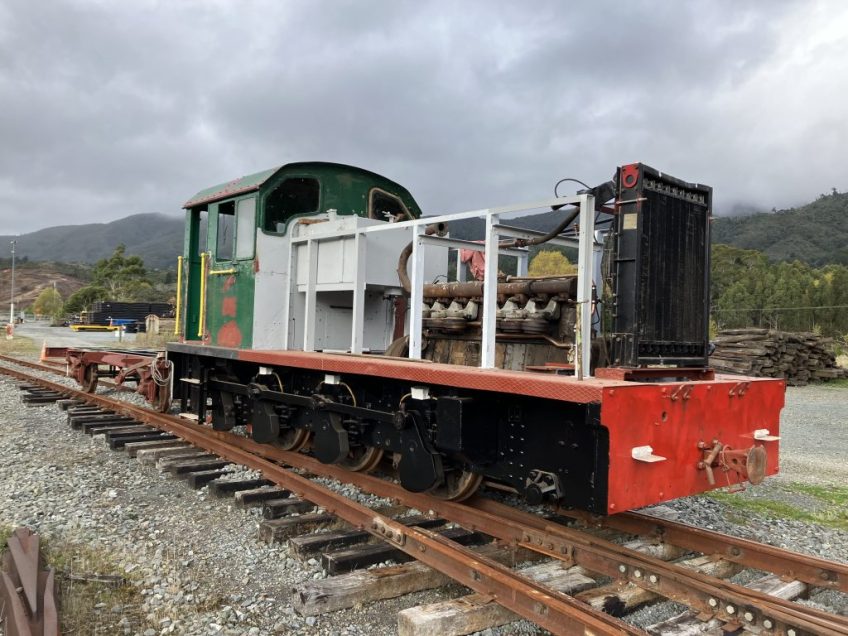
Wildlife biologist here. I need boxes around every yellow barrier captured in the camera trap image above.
[174,255,183,336]
[198,252,207,338]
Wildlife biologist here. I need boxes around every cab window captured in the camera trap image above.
[216,201,235,261]
[369,188,411,221]
[235,197,256,259]
[215,197,255,261]
[195,209,208,256]
[264,177,320,233]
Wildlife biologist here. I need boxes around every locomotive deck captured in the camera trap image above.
[168,343,785,514]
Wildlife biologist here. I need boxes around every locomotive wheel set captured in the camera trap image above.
[63,161,784,515]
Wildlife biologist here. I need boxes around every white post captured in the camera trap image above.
[455,249,466,282]
[280,235,296,350]
[303,239,319,352]
[481,213,499,368]
[350,232,366,354]
[516,252,528,277]
[408,225,425,359]
[9,240,15,325]
[575,194,596,379]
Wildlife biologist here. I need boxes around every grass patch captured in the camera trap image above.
[0,523,13,547]
[131,330,180,349]
[42,538,152,634]
[705,483,848,530]
[0,334,38,355]
[791,483,848,508]
[821,378,848,389]
[108,328,179,351]
[1,528,151,632]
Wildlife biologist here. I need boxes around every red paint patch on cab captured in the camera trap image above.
[217,321,242,348]
[222,296,237,317]
[223,275,236,292]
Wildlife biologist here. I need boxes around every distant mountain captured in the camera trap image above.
[3,190,844,274]
[0,263,88,314]
[0,213,184,270]
[712,192,848,265]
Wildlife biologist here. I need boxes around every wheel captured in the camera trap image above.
[339,446,384,472]
[429,469,483,502]
[275,427,311,452]
[81,365,98,393]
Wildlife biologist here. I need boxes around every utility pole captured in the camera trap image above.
[9,239,15,325]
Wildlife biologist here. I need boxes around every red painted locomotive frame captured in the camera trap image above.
[172,343,785,515]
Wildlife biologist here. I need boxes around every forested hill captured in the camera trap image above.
[2,190,845,271]
[712,191,848,266]
[0,213,184,270]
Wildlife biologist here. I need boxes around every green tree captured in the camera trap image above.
[91,244,153,301]
[710,243,848,336]
[33,288,64,320]
[528,250,576,276]
[64,285,107,314]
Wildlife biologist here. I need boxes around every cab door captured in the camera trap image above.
[183,207,207,341]
[203,196,257,348]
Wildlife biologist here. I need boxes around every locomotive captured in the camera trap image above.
[69,161,785,514]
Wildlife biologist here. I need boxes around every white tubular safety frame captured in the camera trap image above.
[287,194,600,377]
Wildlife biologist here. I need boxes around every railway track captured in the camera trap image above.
[1,354,846,636]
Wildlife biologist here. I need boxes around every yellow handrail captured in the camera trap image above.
[198,252,208,338]
[208,267,237,276]
[174,255,183,336]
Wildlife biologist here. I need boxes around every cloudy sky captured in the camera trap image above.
[1,0,847,235]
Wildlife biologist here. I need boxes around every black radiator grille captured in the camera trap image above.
[609,164,712,367]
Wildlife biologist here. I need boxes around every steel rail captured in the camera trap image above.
[258,449,848,636]
[470,499,848,636]
[0,363,638,636]
[560,508,848,593]
[3,359,847,634]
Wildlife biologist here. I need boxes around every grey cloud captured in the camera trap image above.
[0,0,844,237]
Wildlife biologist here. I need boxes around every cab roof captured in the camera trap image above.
[183,161,416,210]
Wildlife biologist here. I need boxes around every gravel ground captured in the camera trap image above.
[0,367,456,635]
[1,349,846,635]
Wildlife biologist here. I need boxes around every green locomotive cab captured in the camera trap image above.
[180,162,423,349]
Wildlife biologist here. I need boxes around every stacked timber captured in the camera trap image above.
[710,328,847,386]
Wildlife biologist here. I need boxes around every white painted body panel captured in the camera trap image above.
[253,215,446,352]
